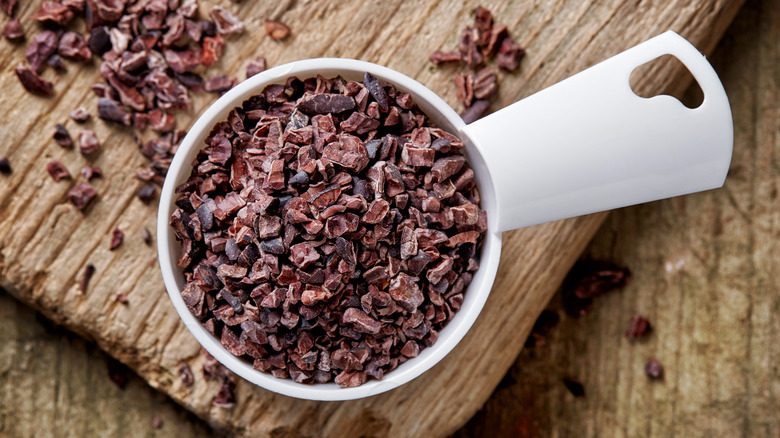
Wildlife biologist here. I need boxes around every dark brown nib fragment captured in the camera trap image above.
[26,30,59,73]
[80,263,96,294]
[525,309,560,348]
[15,64,53,96]
[210,6,245,36]
[0,0,16,16]
[459,99,489,124]
[142,227,152,245]
[204,75,236,93]
[179,363,194,387]
[136,184,156,204]
[3,18,23,41]
[171,73,486,387]
[116,293,128,304]
[106,358,128,389]
[46,160,72,182]
[53,124,73,148]
[0,157,11,175]
[246,57,266,78]
[429,51,463,65]
[98,98,132,126]
[562,378,585,397]
[70,107,90,123]
[644,358,663,379]
[263,19,290,39]
[110,228,124,250]
[562,260,631,317]
[78,129,100,155]
[80,166,102,181]
[68,182,97,210]
[625,314,651,340]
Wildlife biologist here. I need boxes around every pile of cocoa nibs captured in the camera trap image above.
[171,73,487,387]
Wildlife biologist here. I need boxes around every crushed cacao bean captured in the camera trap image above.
[15,64,53,96]
[625,314,651,340]
[80,166,102,181]
[142,227,152,245]
[68,182,97,210]
[171,74,486,387]
[524,309,559,348]
[110,227,124,250]
[107,357,129,389]
[116,292,129,304]
[0,0,15,16]
[46,160,72,182]
[80,263,95,293]
[0,157,11,175]
[26,30,59,73]
[562,377,585,397]
[53,124,73,148]
[644,358,663,379]
[179,363,194,387]
[263,19,290,39]
[246,57,266,78]
[136,184,156,204]
[78,129,100,155]
[3,18,23,41]
[562,260,631,317]
[69,107,91,123]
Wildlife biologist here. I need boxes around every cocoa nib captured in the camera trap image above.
[171,74,486,387]
[246,57,266,78]
[97,98,131,125]
[80,166,102,181]
[625,314,651,340]
[110,227,124,250]
[26,30,59,73]
[563,378,585,397]
[562,260,631,317]
[0,157,11,175]
[263,19,290,39]
[644,358,663,379]
[78,129,100,155]
[53,124,73,148]
[210,6,244,36]
[1,0,15,16]
[46,161,72,182]
[136,184,156,204]
[460,99,489,124]
[429,51,463,65]
[68,182,97,210]
[15,64,53,96]
[80,263,95,293]
[69,107,91,123]
[3,18,23,41]
[179,363,194,387]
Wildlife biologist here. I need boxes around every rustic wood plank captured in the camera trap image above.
[0,290,214,437]
[455,0,778,436]
[0,0,744,436]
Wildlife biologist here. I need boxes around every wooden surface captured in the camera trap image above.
[0,1,744,436]
[456,0,780,436]
[0,289,216,437]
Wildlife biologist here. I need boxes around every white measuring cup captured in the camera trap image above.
[157,31,732,401]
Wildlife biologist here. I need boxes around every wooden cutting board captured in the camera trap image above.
[0,0,743,436]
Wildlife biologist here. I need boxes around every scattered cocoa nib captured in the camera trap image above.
[151,415,163,429]
[171,74,486,387]
[97,98,131,125]
[562,260,631,317]
[179,363,195,387]
[3,18,23,41]
[562,377,585,397]
[496,36,525,72]
[15,64,54,96]
[80,263,95,293]
[263,19,290,39]
[136,184,157,204]
[142,227,152,245]
[58,31,92,62]
[46,160,72,182]
[52,124,73,148]
[204,75,236,93]
[644,358,663,379]
[116,292,129,304]
[0,157,11,175]
[0,0,15,16]
[78,129,100,155]
[246,57,266,78]
[429,51,463,65]
[110,227,124,250]
[213,377,236,408]
[47,54,67,73]
[69,107,91,123]
[107,357,129,389]
[459,99,490,124]
[26,30,59,73]
[80,166,102,181]
[625,314,651,340]
[210,6,244,36]
[68,182,97,210]
[32,1,75,26]
[524,309,560,348]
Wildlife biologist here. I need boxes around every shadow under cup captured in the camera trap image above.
[157,58,503,401]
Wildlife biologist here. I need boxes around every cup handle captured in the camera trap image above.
[461,30,733,233]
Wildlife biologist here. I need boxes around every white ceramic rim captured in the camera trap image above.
[157,58,503,401]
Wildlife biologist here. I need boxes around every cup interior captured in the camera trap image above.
[157,58,503,400]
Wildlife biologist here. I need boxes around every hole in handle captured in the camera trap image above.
[629,54,704,109]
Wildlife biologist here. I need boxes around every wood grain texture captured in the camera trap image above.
[455,0,779,436]
[0,290,215,438]
[0,0,744,436]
